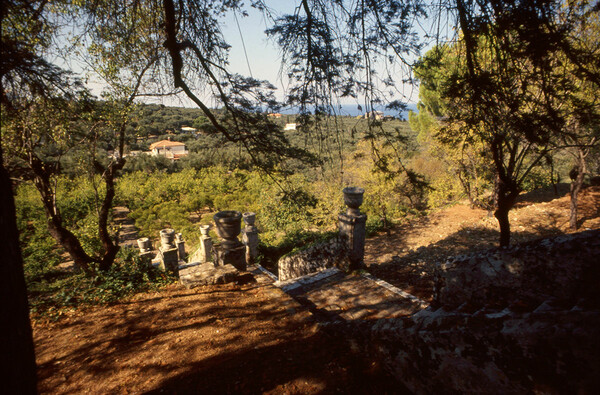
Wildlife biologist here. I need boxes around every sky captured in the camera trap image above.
[217,2,423,111]
[80,1,454,114]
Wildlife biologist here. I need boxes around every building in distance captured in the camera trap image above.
[149,139,188,160]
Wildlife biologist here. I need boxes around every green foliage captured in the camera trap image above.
[520,164,555,193]
[128,104,206,137]
[123,154,178,173]
[27,247,175,320]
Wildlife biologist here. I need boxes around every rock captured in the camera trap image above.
[434,229,600,310]
[278,238,348,281]
[179,262,241,289]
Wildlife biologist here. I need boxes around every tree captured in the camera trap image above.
[439,0,600,246]
[3,0,166,272]
[409,45,494,209]
[155,0,599,245]
[1,0,62,390]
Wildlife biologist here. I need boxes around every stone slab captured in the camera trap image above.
[179,262,240,289]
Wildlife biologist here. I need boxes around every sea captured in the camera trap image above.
[278,103,418,120]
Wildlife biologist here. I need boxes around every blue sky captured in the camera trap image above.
[80,1,450,110]
[218,2,423,108]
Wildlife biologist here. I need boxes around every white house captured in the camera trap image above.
[284,123,297,131]
[364,111,384,120]
[149,140,188,160]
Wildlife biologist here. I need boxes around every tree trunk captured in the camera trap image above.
[495,201,511,247]
[569,149,587,231]
[96,159,124,271]
[0,161,38,394]
[97,167,119,271]
[494,175,519,247]
[30,158,95,271]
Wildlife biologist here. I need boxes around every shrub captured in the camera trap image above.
[27,247,176,320]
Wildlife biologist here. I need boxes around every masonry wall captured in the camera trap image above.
[336,229,600,393]
[277,238,348,281]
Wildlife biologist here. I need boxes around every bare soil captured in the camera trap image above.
[33,282,402,394]
[33,185,600,394]
[365,184,600,301]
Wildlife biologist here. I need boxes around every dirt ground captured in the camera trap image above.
[32,185,599,394]
[365,184,600,301]
[33,281,403,394]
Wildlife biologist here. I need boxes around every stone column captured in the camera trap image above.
[242,212,259,266]
[176,233,186,261]
[213,211,246,271]
[136,237,154,265]
[158,228,179,272]
[198,224,213,263]
[338,187,367,271]
[137,237,152,253]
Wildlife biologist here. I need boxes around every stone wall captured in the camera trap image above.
[434,229,600,310]
[335,303,600,393]
[277,238,348,281]
[333,230,600,393]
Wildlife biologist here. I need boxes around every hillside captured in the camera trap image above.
[365,184,600,301]
[32,185,599,393]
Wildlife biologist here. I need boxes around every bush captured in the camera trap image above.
[27,247,176,320]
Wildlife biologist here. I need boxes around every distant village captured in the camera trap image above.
[118,110,397,161]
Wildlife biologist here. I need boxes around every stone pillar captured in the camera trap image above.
[213,211,246,271]
[137,237,152,253]
[158,228,178,272]
[198,224,213,263]
[339,187,367,271]
[176,233,186,261]
[242,212,259,266]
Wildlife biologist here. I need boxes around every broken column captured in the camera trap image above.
[213,210,246,271]
[242,212,259,266]
[176,233,186,261]
[198,224,213,263]
[339,187,367,271]
[136,237,154,264]
[158,228,178,272]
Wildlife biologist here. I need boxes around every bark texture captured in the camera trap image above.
[0,161,37,394]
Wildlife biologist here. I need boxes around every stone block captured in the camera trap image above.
[179,262,241,289]
[158,247,179,272]
[277,238,347,281]
[213,243,246,271]
[242,229,259,265]
[434,229,600,310]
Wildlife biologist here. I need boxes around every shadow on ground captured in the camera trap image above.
[366,226,554,301]
[34,282,406,394]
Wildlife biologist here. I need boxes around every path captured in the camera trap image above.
[253,266,428,324]
[113,206,139,247]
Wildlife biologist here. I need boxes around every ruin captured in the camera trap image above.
[175,233,186,261]
[196,224,213,263]
[277,186,367,280]
[131,189,598,392]
[326,229,600,393]
[157,228,178,272]
[241,212,259,265]
[338,187,367,271]
[213,210,246,271]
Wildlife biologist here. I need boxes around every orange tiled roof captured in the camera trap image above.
[149,140,186,150]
